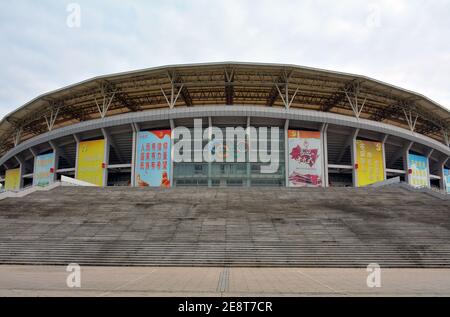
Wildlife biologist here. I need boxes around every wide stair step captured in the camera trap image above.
[0,186,449,267]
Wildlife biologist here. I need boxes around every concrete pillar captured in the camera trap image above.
[101,129,110,187]
[130,127,136,186]
[73,134,80,179]
[246,117,251,187]
[381,134,389,181]
[320,123,329,187]
[439,157,449,191]
[350,129,360,187]
[169,120,175,188]
[14,156,25,189]
[208,117,212,187]
[131,127,136,187]
[131,123,139,187]
[403,142,413,185]
[29,148,37,186]
[284,119,289,187]
[426,149,434,188]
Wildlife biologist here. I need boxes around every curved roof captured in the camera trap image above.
[1,62,449,156]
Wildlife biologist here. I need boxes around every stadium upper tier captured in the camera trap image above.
[1,62,450,157]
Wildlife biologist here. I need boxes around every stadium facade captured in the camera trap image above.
[0,62,449,191]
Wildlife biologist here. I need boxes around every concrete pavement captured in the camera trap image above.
[1,265,450,296]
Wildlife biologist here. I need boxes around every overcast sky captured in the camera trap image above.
[1,0,449,120]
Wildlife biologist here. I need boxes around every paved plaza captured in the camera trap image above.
[1,265,450,296]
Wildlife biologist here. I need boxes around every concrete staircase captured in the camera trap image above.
[0,186,449,267]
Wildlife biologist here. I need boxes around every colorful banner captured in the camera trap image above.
[5,168,21,191]
[77,139,105,186]
[408,153,428,187]
[356,140,384,187]
[444,169,450,194]
[33,152,55,187]
[135,130,171,187]
[287,130,322,187]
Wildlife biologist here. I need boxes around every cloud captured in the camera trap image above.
[0,0,449,120]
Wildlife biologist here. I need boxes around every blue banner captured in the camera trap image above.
[34,152,55,187]
[135,130,171,187]
[408,153,428,187]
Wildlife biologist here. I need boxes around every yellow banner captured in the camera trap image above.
[5,168,21,190]
[77,139,105,186]
[356,140,384,187]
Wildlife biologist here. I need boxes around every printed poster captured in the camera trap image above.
[356,140,384,187]
[77,139,105,186]
[33,152,55,187]
[408,153,428,188]
[5,168,21,191]
[135,130,171,187]
[287,130,322,187]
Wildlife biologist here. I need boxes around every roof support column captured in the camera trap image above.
[101,129,110,187]
[14,155,25,189]
[321,123,329,187]
[381,134,389,181]
[73,134,80,179]
[403,141,413,185]
[284,119,289,187]
[426,148,434,188]
[350,129,360,187]
[246,117,251,187]
[207,117,212,187]
[131,123,139,187]
[169,120,175,187]
[29,148,37,186]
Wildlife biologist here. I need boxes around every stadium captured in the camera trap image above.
[0,62,449,271]
[0,62,449,190]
